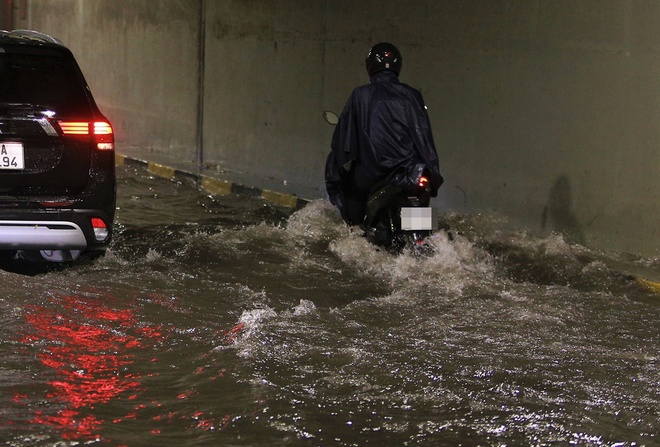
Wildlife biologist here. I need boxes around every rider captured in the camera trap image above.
[325,42,443,227]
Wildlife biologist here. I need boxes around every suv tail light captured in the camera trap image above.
[58,120,115,151]
[91,217,109,242]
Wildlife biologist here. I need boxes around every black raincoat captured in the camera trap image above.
[325,70,443,224]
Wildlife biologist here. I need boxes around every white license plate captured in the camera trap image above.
[401,207,438,231]
[0,143,25,170]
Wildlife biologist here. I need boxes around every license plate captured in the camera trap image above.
[0,143,25,170]
[401,207,438,231]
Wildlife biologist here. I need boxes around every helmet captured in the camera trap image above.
[365,42,402,76]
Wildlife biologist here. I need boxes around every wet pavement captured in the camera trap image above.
[0,163,658,446]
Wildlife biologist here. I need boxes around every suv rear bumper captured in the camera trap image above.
[0,220,87,249]
[0,208,113,250]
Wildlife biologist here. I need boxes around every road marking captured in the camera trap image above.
[261,189,298,208]
[201,177,233,196]
[147,162,175,179]
[637,277,660,294]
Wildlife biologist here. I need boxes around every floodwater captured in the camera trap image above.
[0,165,658,446]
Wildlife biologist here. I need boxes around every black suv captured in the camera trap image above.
[0,30,115,262]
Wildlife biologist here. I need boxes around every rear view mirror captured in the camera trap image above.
[322,111,339,125]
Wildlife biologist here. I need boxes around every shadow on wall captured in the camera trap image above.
[541,175,586,245]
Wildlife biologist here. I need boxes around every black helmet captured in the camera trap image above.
[365,42,402,76]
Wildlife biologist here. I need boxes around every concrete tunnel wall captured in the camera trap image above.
[8,0,659,258]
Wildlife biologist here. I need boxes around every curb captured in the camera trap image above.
[115,153,309,210]
[637,277,660,294]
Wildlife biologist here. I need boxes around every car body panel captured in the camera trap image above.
[0,30,115,258]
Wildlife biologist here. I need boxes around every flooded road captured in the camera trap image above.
[1,165,658,446]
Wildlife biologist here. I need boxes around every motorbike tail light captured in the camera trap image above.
[91,217,109,242]
[419,176,429,188]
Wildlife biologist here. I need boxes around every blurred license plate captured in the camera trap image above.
[0,143,25,170]
[401,207,438,231]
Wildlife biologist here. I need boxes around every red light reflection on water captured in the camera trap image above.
[18,293,163,440]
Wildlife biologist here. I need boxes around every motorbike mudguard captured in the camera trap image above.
[364,183,403,230]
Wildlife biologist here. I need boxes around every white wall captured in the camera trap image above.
[16,0,659,258]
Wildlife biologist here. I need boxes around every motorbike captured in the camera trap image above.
[362,165,436,254]
[323,111,437,255]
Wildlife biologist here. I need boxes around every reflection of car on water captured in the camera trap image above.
[0,30,116,262]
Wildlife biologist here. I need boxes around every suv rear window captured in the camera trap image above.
[0,50,91,116]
